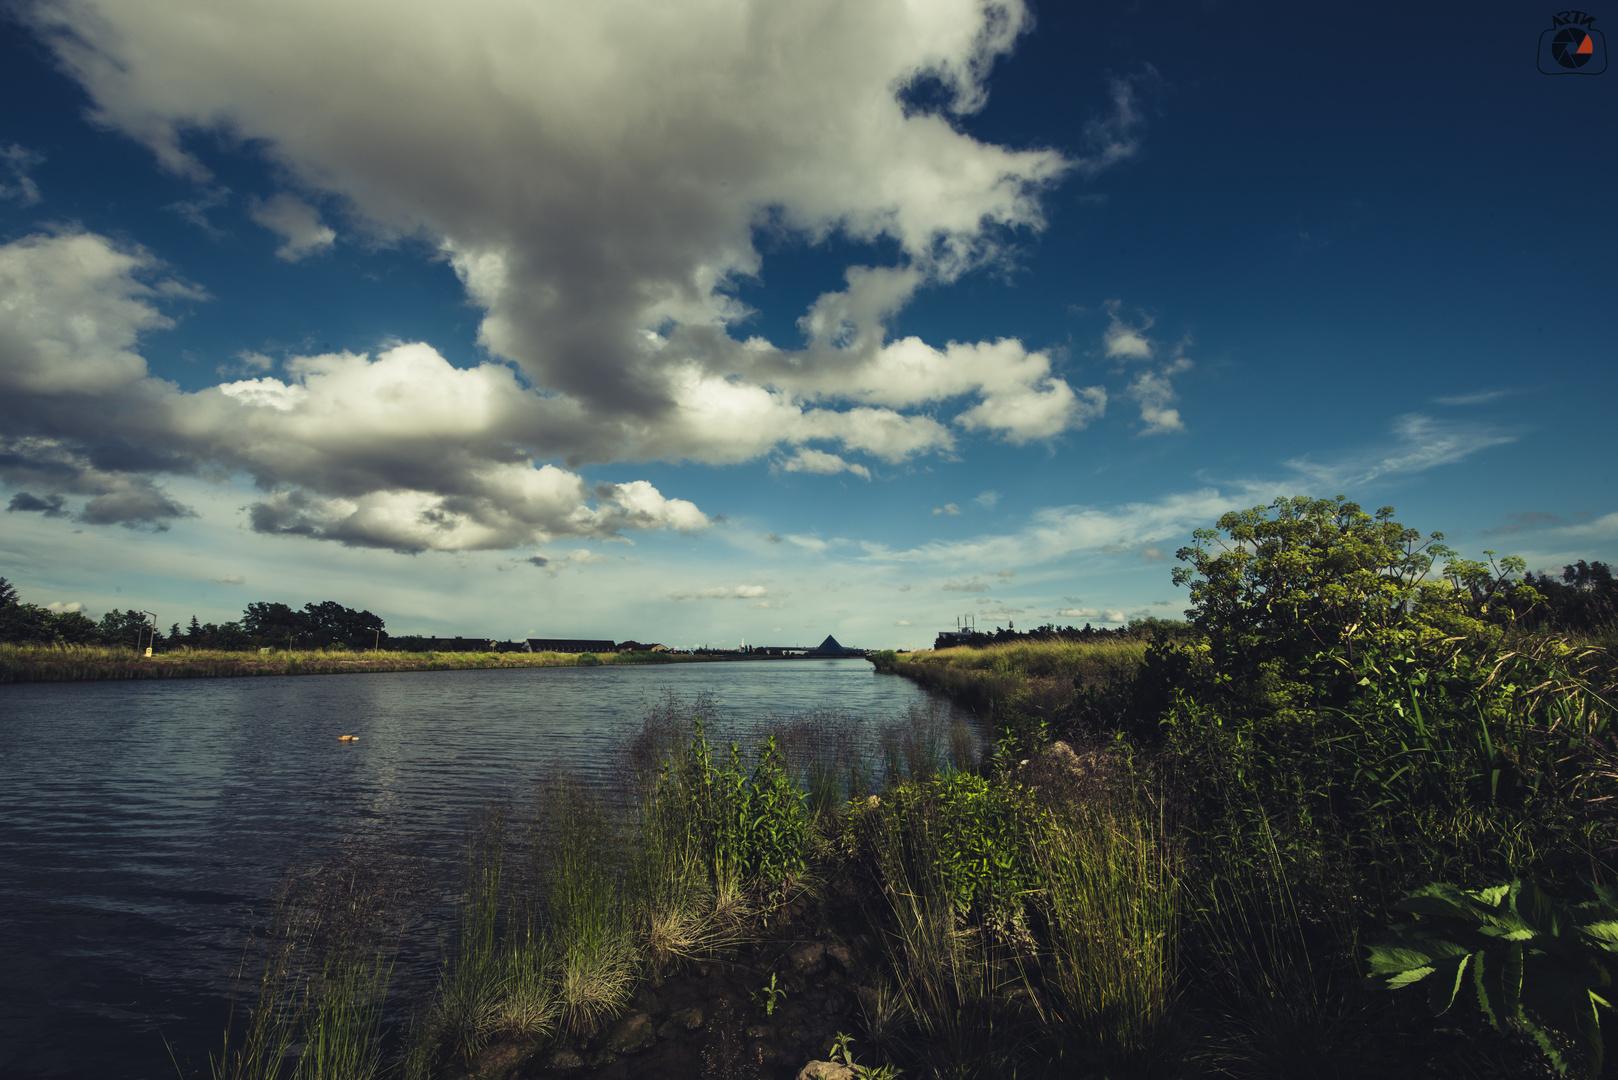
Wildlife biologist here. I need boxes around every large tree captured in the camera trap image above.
[0,576,109,645]
[241,600,386,649]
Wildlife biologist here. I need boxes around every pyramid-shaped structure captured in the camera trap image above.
[808,634,850,655]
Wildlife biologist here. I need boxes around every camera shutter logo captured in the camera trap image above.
[1538,10,1607,73]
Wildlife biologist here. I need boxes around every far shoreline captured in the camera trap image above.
[0,645,875,685]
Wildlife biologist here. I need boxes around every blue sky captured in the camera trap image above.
[1,0,1613,649]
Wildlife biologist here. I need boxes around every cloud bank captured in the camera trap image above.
[0,230,707,549]
[1,0,1154,551]
[18,0,1124,475]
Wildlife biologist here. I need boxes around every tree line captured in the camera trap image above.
[0,579,389,651]
[931,558,1616,652]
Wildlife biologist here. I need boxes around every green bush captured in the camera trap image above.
[1370,878,1618,1076]
[652,720,810,904]
[845,769,1037,927]
[574,652,600,666]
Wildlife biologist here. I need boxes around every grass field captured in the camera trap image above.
[0,644,709,683]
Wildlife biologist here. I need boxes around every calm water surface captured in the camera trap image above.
[0,660,951,1079]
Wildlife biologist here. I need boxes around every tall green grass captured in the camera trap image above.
[0,642,591,682]
[393,695,1209,1078]
[902,638,1151,684]
[535,779,637,1037]
[887,639,1150,757]
[212,850,418,1080]
[1033,797,1180,1063]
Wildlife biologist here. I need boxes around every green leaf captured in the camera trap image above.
[1500,940,1524,1020]
[1398,891,1477,922]
[1581,921,1618,946]
[1368,944,1439,974]
[1471,947,1505,1031]
[1428,954,1472,1016]
[1385,965,1436,990]
[1572,989,1605,1077]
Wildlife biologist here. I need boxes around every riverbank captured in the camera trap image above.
[163,616,1617,1080]
[0,644,799,684]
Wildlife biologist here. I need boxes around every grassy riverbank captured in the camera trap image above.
[0,644,727,684]
[871,638,1152,742]
[195,500,1618,1079]
[217,647,1612,1080]
[209,627,1617,1080]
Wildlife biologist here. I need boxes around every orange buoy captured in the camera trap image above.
[338,734,359,741]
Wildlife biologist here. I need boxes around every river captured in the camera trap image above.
[0,659,953,1079]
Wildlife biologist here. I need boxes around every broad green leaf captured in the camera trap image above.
[1427,954,1471,1016]
[1368,945,1437,974]
[1572,987,1605,1078]
[1398,893,1477,921]
[1581,920,1618,945]
[1386,966,1436,989]
[1501,940,1524,1018]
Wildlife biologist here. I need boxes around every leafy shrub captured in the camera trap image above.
[1369,879,1618,1076]
[653,720,810,903]
[844,769,1037,926]
[575,652,600,666]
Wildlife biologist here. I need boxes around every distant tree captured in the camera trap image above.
[1153,495,1545,723]
[52,610,100,645]
[240,600,385,649]
[299,600,386,649]
[242,601,306,647]
[1522,559,1617,630]
[0,577,103,645]
[97,609,159,650]
[0,597,54,643]
[1173,496,1448,662]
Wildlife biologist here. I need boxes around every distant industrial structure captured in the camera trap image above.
[933,614,993,651]
[525,637,619,654]
[515,634,866,658]
[932,613,1152,651]
[735,635,863,657]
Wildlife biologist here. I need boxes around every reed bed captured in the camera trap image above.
[203,614,1616,1079]
[211,846,427,1080]
[375,699,1189,1079]
[0,643,676,683]
[897,638,1151,684]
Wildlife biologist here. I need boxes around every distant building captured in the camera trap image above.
[393,635,526,653]
[526,637,616,653]
[807,634,860,656]
[616,641,668,653]
[933,628,991,650]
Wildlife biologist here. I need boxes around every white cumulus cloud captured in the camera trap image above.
[19,0,1137,471]
[0,231,712,547]
[778,449,871,481]
[248,193,336,261]
[669,584,770,601]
